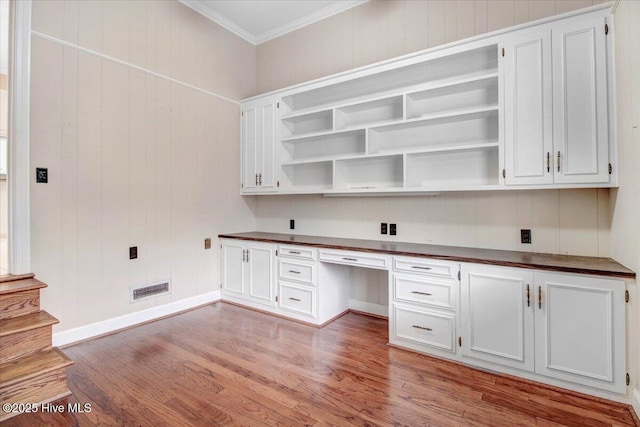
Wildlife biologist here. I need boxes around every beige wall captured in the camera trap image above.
[30,0,257,333]
[256,0,607,94]
[256,190,611,256]
[611,0,640,407]
[253,0,612,258]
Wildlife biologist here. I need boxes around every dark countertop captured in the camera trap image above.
[219,232,636,279]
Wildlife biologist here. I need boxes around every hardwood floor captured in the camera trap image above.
[5,302,638,426]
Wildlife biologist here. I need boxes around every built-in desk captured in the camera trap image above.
[219,232,634,398]
[219,231,635,278]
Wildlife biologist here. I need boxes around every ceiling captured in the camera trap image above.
[179,0,368,45]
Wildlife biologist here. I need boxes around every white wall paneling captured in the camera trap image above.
[611,0,640,416]
[30,0,257,334]
[255,190,611,257]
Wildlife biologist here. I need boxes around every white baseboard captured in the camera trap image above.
[53,291,221,347]
[632,388,640,421]
[349,299,388,317]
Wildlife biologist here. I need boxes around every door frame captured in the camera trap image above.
[7,0,31,274]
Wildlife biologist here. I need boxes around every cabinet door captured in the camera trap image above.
[504,30,553,185]
[534,273,625,393]
[246,243,277,307]
[242,101,278,194]
[461,264,534,372]
[258,103,277,191]
[222,242,244,296]
[242,106,259,192]
[552,17,609,184]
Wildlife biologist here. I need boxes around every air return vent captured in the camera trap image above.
[131,282,170,302]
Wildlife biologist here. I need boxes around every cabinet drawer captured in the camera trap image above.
[393,275,454,310]
[279,245,316,260]
[279,260,315,285]
[319,249,388,270]
[394,257,457,279]
[279,282,315,317]
[393,305,455,352]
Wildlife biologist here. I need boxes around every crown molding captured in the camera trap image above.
[179,0,257,44]
[179,0,369,46]
[254,0,368,44]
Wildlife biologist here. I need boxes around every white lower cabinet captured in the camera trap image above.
[221,240,349,326]
[221,240,277,308]
[393,304,456,353]
[278,282,316,317]
[460,265,535,372]
[221,238,628,396]
[534,272,626,393]
[389,258,460,357]
[460,264,626,394]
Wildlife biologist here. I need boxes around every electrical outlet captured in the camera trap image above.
[390,224,397,236]
[204,238,211,249]
[129,246,138,259]
[381,223,388,235]
[290,219,295,230]
[36,168,48,183]
[521,229,532,244]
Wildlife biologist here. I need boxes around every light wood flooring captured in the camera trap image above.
[5,302,638,426]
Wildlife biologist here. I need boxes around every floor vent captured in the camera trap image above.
[131,282,170,302]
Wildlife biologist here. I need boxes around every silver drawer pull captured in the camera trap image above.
[288,297,301,302]
[411,291,432,296]
[289,251,301,255]
[412,325,432,331]
[342,257,358,262]
[411,266,432,270]
[288,270,301,274]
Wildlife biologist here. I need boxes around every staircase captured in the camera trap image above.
[0,274,73,421]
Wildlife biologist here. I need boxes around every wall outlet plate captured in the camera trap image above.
[290,219,295,230]
[381,223,388,234]
[204,238,211,249]
[521,229,532,244]
[390,224,397,236]
[129,246,138,259]
[36,167,48,183]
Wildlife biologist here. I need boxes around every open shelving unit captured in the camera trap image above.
[277,42,502,194]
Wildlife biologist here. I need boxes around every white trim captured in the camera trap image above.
[8,0,31,275]
[348,299,388,318]
[254,1,368,45]
[179,0,256,45]
[30,31,241,107]
[179,0,368,46]
[633,388,640,421]
[53,291,221,347]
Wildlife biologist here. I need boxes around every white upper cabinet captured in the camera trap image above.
[503,29,553,185]
[241,99,278,194]
[552,17,610,184]
[504,15,612,186]
[241,7,615,195]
